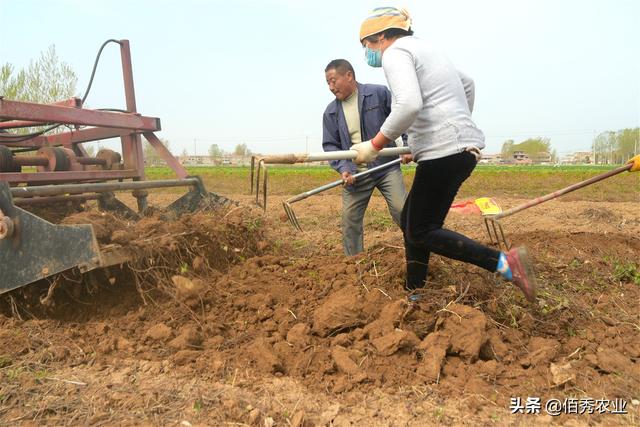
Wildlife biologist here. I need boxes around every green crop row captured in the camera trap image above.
[144,164,639,201]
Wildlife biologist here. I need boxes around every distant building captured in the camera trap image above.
[227,155,252,166]
[530,151,552,164]
[512,151,532,165]
[559,151,595,165]
[478,153,501,164]
[181,155,214,166]
[572,151,594,164]
[478,150,552,165]
[146,156,169,167]
[560,155,574,165]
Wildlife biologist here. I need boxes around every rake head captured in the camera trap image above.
[249,157,269,210]
[282,200,302,231]
[483,215,510,250]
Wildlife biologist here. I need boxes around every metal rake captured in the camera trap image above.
[282,158,403,231]
[250,147,410,211]
[483,163,633,249]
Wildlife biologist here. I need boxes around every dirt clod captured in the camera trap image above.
[168,325,202,350]
[286,323,311,348]
[146,323,173,341]
[371,329,420,356]
[435,304,487,362]
[331,345,361,375]
[312,286,364,337]
[522,337,560,367]
[417,331,450,382]
[171,275,205,299]
[550,361,575,386]
[596,348,635,374]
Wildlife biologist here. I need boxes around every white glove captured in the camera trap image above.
[352,140,380,164]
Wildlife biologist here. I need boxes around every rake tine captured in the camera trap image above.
[249,156,260,195]
[290,206,301,231]
[250,156,256,195]
[255,159,268,210]
[486,216,509,251]
[262,162,268,211]
[484,217,495,245]
[282,201,302,231]
[255,159,262,206]
[490,219,501,250]
[495,220,510,250]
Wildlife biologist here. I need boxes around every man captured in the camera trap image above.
[322,59,407,256]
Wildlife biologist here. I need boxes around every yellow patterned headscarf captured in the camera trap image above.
[359,6,412,42]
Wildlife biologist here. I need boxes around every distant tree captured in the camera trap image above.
[592,131,617,164]
[500,139,514,159]
[0,45,77,135]
[0,45,77,104]
[501,137,552,160]
[209,144,223,158]
[617,128,639,163]
[180,148,189,159]
[143,138,170,165]
[234,143,251,156]
[0,64,22,100]
[592,128,639,164]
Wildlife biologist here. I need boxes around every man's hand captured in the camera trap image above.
[352,140,380,164]
[341,171,356,186]
[627,154,640,172]
[401,153,413,164]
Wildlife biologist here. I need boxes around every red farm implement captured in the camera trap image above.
[0,40,230,293]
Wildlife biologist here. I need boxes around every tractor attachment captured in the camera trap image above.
[0,39,231,294]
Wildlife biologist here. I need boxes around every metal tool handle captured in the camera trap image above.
[286,158,403,204]
[259,146,410,164]
[492,163,633,220]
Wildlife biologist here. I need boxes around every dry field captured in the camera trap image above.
[1,166,639,426]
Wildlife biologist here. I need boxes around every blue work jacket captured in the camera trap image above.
[322,83,403,190]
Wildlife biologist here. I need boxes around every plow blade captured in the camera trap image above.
[0,181,100,294]
[163,176,234,219]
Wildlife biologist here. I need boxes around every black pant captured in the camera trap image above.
[400,151,501,290]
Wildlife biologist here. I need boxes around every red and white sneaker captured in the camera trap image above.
[506,246,537,302]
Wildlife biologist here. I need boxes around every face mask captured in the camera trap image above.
[365,47,382,68]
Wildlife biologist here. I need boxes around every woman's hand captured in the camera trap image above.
[401,153,413,164]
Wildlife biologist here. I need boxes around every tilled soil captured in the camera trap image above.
[0,193,639,426]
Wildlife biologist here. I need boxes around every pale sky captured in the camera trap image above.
[1,0,638,156]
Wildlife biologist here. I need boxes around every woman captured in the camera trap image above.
[352,6,536,302]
